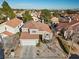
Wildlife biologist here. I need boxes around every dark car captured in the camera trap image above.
[69,54,79,59]
[0,48,4,59]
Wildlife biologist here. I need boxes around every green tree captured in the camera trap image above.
[0,9,3,20]
[2,1,15,19]
[53,12,60,17]
[66,9,77,14]
[22,11,32,22]
[40,9,51,23]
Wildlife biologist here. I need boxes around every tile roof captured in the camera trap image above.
[2,31,13,36]
[56,20,79,31]
[23,21,51,32]
[69,22,79,30]
[6,18,22,28]
[20,32,39,39]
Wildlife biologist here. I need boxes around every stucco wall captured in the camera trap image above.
[5,21,23,34]
[20,39,38,46]
[42,32,53,40]
[0,34,7,38]
[0,23,6,33]
[5,25,15,33]
[22,28,28,32]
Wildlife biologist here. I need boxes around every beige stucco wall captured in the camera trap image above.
[20,39,38,46]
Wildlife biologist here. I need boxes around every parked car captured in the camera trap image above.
[0,48,4,59]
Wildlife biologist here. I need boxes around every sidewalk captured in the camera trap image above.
[14,46,22,58]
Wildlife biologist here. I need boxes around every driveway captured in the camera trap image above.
[20,46,34,59]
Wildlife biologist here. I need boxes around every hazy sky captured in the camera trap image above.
[0,0,79,9]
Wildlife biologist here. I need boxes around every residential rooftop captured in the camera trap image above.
[20,32,39,39]
[6,18,23,28]
[2,31,13,36]
[23,21,51,32]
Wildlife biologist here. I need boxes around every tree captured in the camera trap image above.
[53,12,60,17]
[66,9,77,14]
[40,9,51,23]
[0,9,3,20]
[60,28,66,38]
[2,1,15,19]
[22,11,32,22]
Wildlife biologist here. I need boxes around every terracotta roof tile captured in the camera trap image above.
[6,18,22,28]
[2,31,13,36]
[57,20,79,31]
[23,21,51,32]
[20,32,39,39]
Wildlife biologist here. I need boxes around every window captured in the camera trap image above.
[5,27,7,31]
[30,29,38,34]
[32,30,36,33]
[45,34,50,38]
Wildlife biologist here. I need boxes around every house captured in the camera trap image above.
[56,20,79,31]
[20,32,39,45]
[20,21,52,46]
[31,11,41,22]
[66,22,79,42]
[56,18,79,40]
[57,19,79,43]
[0,18,23,38]
[5,18,23,33]
[51,16,59,24]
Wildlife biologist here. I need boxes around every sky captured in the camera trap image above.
[0,0,79,9]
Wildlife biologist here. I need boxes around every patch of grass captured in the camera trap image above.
[36,42,40,47]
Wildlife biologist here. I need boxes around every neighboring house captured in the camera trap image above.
[56,20,79,32]
[59,16,72,23]
[31,11,41,22]
[56,19,79,43]
[66,22,79,43]
[0,18,23,50]
[32,16,40,22]
[70,14,79,21]
[5,18,23,34]
[20,21,52,46]
[51,17,59,24]
[0,18,23,38]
